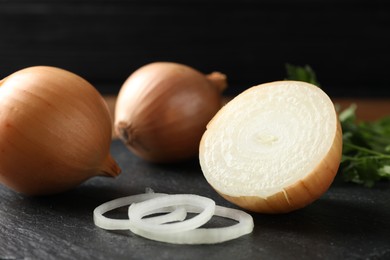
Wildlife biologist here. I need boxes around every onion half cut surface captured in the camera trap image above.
[199,81,343,213]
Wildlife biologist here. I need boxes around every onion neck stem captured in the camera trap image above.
[206,72,227,93]
[101,155,121,177]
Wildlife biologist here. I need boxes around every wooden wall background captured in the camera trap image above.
[0,0,389,97]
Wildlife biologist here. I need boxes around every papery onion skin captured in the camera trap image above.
[114,62,227,163]
[199,81,343,213]
[0,66,121,195]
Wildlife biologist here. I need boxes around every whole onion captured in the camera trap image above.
[0,66,121,195]
[114,62,227,163]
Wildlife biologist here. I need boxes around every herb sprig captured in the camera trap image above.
[285,63,321,87]
[339,105,390,187]
[285,64,390,187]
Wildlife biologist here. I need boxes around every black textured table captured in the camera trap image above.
[1,140,390,260]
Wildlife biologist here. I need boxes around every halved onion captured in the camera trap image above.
[199,81,343,213]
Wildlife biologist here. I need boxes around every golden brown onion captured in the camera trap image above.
[115,62,227,163]
[0,66,121,195]
[199,81,342,213]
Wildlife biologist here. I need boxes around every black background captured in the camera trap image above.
[0,0,389,97]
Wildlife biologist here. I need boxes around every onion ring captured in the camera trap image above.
[94,193,167,230]
[128,194,216,234]
[143,207,188,225]
[93,192,254,244]
[128,204,254,244]
[93,193,204,230]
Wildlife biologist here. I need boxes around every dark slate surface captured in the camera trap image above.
[1,140,390,260]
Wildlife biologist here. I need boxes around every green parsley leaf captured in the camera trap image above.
[285,63,321,87]
[339,107,390,187]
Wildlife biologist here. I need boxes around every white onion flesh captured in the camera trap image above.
[144,207,187,225]
[128,194,215,234]
[201,81,337,197]
[199,80,342,213]
[93,193,167,230]
[128,204,254,244]
[93,192,254,244]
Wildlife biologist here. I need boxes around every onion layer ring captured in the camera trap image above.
[93,193,167,230]
[93,192,254,244]
[128,194,216,234]
[128,204,254,244]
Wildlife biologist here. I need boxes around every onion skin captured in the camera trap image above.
[216,122,342,213]
[115,62,227,163]
[0,66,121,195]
